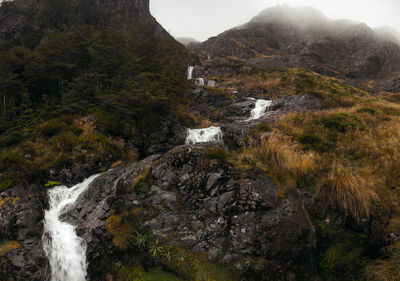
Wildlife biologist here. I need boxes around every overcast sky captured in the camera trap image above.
[150,0,400,42]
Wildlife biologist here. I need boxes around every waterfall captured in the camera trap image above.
[195,78,205,86]
[247,99,273,121]
[207,80,216,87]
[43,174,100,281]
[186,126,223,145]
[187,66,194,80]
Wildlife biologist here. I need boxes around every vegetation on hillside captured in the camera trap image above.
[0,1,188,188]
[213,67,400,280]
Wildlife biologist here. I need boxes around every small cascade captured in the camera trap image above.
[195,78,205,86]
[185,126,223,145]
[207,80,216,87]
[43,174,101,281]
[187,66,194,80]
[247,99,273,121]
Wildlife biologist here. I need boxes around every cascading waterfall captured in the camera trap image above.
[187,66,194,80]
[247,99,273,121]
[186,126,223,145]
[195,78,205,86]
[207,80,216,87]
[43,174,100,281]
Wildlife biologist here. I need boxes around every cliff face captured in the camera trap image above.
[189,6,400,83]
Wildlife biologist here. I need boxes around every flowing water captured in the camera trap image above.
[207,80,216,87]
[43,174,100,281]
[247,99,273,120]
[195,78,205,86]
[186,126,223,145]
[187,66,194,80]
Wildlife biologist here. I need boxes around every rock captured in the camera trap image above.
[61,145,316,280]
[141,116,187,156]
[0,183,49,281]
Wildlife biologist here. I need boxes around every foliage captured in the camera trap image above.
[45,181,61,188]
[0,7,188,190]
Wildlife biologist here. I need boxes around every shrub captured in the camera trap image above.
[52,131,79,151]
[40,119,64,137]
[322,113,366,132]
[203,147,228,163]
[250,123,271,134]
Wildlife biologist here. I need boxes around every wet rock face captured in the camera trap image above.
[140,117,187,156]
[0,184,49,281]
[63,145,316,279]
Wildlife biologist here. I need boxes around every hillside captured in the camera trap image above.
[1,2,400,281]
[189,5,400,93]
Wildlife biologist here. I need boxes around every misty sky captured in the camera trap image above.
[150,0,400,42]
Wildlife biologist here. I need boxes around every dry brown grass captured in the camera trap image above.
[365,243,400,281]
[318,163,379,221]
[0,241,22,257]
[242,132,317,187]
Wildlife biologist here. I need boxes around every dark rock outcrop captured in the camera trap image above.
[62,144,316,280]
[0,184,49,281]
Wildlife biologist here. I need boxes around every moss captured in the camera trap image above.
[106,214,135,250]
[45,181,61,187]
[130,168,153,193]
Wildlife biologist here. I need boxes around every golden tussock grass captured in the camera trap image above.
[365,243,400,281]
[242,132,317,187]
[0,241,22,257]
[317,163,379,222]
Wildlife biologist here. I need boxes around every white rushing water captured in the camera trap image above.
[195,78,205,86]
[207,80,216,87]
[247,99,273,121]
[186,126,223,145]
[43,174,100,281]
[187,66,194,80]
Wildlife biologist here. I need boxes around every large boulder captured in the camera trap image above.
[64,144,317,280]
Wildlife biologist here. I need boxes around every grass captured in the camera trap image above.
[365,243,400,281]
[317,163,379,221]
[240,132,317,188]
[0,116,130,189]
[207,67,368,109]
[0,241,22,257]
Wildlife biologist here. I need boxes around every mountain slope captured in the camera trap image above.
[189,5,400,89]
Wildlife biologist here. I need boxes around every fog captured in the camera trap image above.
[150,0,400,42]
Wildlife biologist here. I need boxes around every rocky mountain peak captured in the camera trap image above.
[249,5,328,29]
